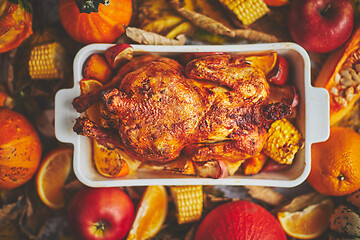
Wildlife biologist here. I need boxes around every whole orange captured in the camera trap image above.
[308,127,360,196]
[0,107,42,190]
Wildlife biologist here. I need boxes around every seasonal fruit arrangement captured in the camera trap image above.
[71,44,303,179]
[1,0,360,239]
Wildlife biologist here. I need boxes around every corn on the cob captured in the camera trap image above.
[28,42,65,80]
[217,0,269,25]
[170,185,203,224]
[263,119,303,165]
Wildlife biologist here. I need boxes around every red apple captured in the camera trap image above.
[194,200,287,240]
[67,187,134,240]
[288,0,354,53]
[105,43,133,69]
[268,55,289,85]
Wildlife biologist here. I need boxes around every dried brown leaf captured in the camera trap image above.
[245,186,286,206]
[277,191,328,213]
[126,27,187,45]
[0,201,18,229]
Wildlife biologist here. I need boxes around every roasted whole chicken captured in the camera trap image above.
[73,53,291,165]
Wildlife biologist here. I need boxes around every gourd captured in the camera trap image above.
[314,25,360,126]
[0,0,33,53]
[194,200,287,240]
[329,189,360,239]
[58,0,133,44]
[0,108,42,190]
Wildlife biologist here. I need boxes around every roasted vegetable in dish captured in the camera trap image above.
[71,45,303,178]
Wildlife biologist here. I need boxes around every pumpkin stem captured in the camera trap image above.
[75,0,110,14]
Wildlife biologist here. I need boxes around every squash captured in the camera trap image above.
[58,0,132,44]
[329,189,360,239]
[194,200,287,240]
[0,108,42,190]
[314,24,360,126]
[0,0,33,53]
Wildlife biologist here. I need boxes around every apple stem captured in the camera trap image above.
[320,2,332,16]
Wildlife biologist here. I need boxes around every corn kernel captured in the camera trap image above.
[218,0,270,25]
[263,119,303,165]
[170,185,203,224]
[28,42,65,80]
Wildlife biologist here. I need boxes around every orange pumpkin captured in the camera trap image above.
[58,0,133,44]
[0,108,42,190]
[0,0,33,53]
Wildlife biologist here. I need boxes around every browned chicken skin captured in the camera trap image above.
[73,54,291,164]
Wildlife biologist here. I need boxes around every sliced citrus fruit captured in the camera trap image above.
[245,51,277,76]
[79,79,103,125]
[93,140,129,177]
[278,198,334,239]
[36,148,73,209]
[126,185,168,240]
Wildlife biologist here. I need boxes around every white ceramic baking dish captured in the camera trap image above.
[55,43,329,188]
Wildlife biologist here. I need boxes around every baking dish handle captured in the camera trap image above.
[307,86,330,144]
[54,88,80,144]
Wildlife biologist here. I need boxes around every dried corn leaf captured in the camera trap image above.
[166,21,195,39]
[245,186,285,206]
[194,0,234,28]
[126,27,187,45]
[142,15,185,34]
[170,0,278,42]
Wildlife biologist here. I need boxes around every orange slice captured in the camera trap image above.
[278,198,334,239]
[245,52,277,76]
[36,148,73,209]
[93,140,129,177]
[126,185,168,240]
[79,79,103,125]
